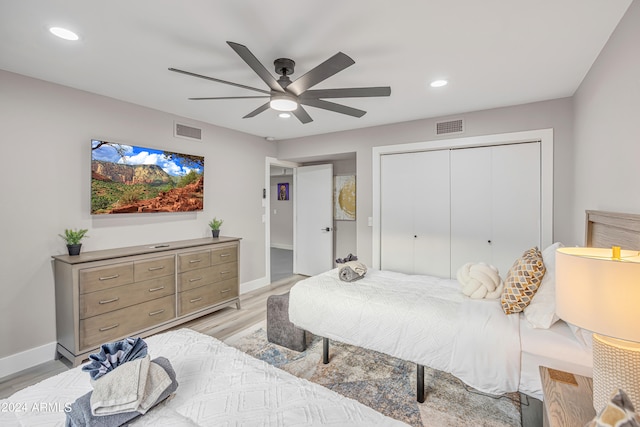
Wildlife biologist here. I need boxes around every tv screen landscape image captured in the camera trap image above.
[91,140,204,214]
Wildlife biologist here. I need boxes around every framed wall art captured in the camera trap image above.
[334,175,356,220]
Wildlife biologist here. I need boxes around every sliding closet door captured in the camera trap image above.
[380,150,450,277]
[450,142,540,278]
[450,146,493,274]
[490,142,540,274]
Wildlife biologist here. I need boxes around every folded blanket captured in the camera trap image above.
[90,354,151,416]
[82,337,148,380]
[66,357,178,427]
[457,262,504,299]
[339,261,367,282]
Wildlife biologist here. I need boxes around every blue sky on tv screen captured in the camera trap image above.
[91,140,202,177]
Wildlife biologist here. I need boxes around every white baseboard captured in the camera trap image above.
[270,243,293,251]
[0,341,58,379]
[240,276,270,294]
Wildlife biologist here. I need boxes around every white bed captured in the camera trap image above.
[290,210,640,402]
[0,328,408,426]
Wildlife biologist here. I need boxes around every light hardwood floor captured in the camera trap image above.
[0,275,303,399]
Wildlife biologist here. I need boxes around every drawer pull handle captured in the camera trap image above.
[190,297,203,303]
[220,271,230,275]
[220,289,231,294]
[99,297,119,305]
[189,277,203,282]
[189,259,202,264]
[99,324,119,332]
[220,254,231,258]
[148,286,165,292]
[149,309,165,316]
[99,274,120,281]
[148,266,165,271]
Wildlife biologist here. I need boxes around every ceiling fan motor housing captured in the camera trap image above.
[274,58,295,76]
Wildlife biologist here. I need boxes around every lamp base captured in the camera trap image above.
[593,334,640,412]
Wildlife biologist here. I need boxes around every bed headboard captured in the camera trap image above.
[585,210,640,250]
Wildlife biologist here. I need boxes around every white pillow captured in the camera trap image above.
[523,242,563,328]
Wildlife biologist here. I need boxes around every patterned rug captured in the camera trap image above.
[227,327,521,427]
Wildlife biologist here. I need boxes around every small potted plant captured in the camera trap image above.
[59,228,89,256]
[208,217,223,238]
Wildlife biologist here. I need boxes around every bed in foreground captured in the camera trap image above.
[290,210,639,402]
[0,328,408,426]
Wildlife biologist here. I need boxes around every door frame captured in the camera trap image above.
[371,128,554,269]
[265,157,299,283]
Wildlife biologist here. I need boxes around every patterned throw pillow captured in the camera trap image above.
[501,247,546,314]
[586,389,640,427]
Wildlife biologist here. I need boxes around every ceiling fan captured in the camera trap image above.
[169,41,391,124]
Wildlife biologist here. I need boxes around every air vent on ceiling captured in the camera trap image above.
[174,122,202,141]
[435,118,464,135]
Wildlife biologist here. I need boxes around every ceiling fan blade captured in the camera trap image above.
[168,68,270,95]
[188,96,269,100]
[301,87,391,99]
[292,105,313,124]
[227,41,285,93]
[301,98,366,118]
[286,52,355,96]
[243,102,271,119]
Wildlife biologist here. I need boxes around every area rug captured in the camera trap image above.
[227,327,521,427]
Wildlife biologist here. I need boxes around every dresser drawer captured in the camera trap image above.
[79,262,134,294]
[80,295,175,350]
[134,255,175,282]
[178,278,237,317]
[178,266,215,292]
[178,250,211,272]
[79,275,175,319]
[212,262,237,283]
[211,246,237,265]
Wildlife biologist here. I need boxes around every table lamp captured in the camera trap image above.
[556,246,640,411]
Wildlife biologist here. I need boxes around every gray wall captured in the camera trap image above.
[277,97,575,265]
[572,0,640,242]
[0,70,275,363]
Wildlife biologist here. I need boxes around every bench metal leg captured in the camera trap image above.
[323,337,329,364]
[417,364,425,403]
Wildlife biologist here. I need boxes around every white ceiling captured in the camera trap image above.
[0,0,631,141]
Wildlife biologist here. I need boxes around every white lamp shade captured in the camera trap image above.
[556,247,640,343]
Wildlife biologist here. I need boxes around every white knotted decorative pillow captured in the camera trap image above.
[457,262,504,299]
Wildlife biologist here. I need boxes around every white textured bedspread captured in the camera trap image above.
[0,329,407,426]
[289,268,521,395]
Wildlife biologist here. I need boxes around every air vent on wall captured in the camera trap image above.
[435,118,464,135]
[174,122,202,141]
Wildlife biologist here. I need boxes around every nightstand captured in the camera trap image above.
[539,366,596,427]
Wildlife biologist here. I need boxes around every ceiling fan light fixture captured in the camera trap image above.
[49,27,79,41]
[270,94,298,111]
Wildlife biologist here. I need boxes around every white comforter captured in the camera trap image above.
[289,268,521,395]
[0,329,408,426]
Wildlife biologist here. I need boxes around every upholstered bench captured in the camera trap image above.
[266,292,306,352]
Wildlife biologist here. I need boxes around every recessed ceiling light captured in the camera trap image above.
[49,27,79,41]
[430,79,448,88]
[278,113,291,119]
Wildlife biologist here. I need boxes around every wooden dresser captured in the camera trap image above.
[53,237,241,366]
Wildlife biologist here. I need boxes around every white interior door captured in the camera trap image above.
[295,164,333,276]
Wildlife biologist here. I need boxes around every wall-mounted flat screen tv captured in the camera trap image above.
[91,139,204,215]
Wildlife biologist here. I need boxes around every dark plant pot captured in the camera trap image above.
[67,244,82,256]
[212,230,220,238]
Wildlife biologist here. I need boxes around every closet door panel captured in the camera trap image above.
[412,150,450,277]
[380,153,415,273]
[450,147,492,277]
[491,142,541,276]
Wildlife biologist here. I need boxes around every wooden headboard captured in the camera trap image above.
[585,210,640,250]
